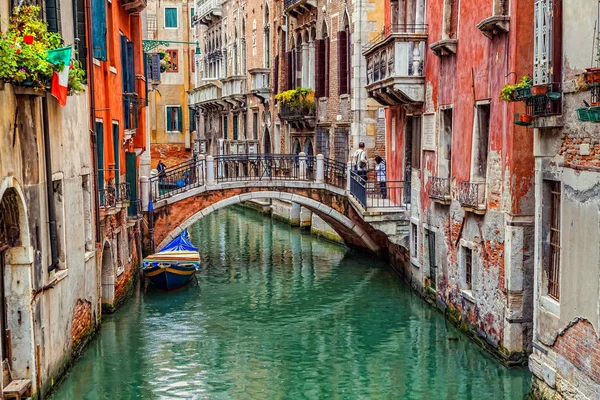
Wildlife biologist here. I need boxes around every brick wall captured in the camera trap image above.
[552,319,600,384]
[150,143,192,167]
[71,299,93,349]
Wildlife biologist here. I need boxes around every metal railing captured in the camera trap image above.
[100,185,117,209]
[215,154,314,183]
[364,24,428,52]
[149,158,206,201]
[119,182,131,202]
[429,176,450,201]
[458,181,486,209]
[279,103,315,120]
[366,180,408,208]
[324,158,347,188]
[526,83,562,117]
[350,172,367,208]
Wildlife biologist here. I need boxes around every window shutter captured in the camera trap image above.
[73,0,87,73]
[177,107,183,132]
[167,108,173,131]
[274,55,279,96]
[315,40,322,98]
[286,51,293,90]
[324,37,330,97]
[151,54,161,82]
[91,0,107,60]
[337,31,348,95]
[189,108,196,132]
[46,0,62,33]
[347,32,352,94]
[120,36,128,91]
[126,41,135,92]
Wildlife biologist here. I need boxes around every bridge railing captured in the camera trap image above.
[149,158,206,201]
[323,158,347,188]
[350,171,367,208]
[350,171,409,209]
[214,154,315,183]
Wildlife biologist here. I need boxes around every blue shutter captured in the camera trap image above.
[189,108,196,132]
[96,122,105,190]
[167,107,173,131]
[165,8,177,28]
[120,36,128,91]
[92,0,107,60]
[151,54,161,82]
[177,107,183,132]
[126,41,135,92]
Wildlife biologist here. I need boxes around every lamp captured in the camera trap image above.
[195,43,201,55]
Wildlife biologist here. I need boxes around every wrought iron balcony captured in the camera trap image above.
[188,80,223,109]
[221,76,247,107]
[99,185,117,209]
[429,176,451,204]
[364,24,428,106]
[196,0,222,25]
[284,0,316,17]
[527,83,563,128]
[458,181,486,213]
[122,0,146,14]
[123,93,140,133]
[279,103,315,130]
[118,182,131,203]
[249,68,270,103]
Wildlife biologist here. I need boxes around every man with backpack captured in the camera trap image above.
[353,142,368,180]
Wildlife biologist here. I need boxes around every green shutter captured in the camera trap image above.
[223,116,228,140]
[177,107,182,132]
[46,0,61,33]
[165,8,177,28]
[189,108,196,132]
[233,115,238,140]
[91,0,107,60]
[126,152,138,216]
[113,124,120,195]
[167,107,173,131]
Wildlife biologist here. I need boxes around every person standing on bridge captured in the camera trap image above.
[353,142,368,180]
[375,156,387,199]
[157,159,167,182]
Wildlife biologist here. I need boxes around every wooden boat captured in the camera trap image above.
[142,230,200,290]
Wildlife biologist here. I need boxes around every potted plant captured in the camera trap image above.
[275,87,316,114]
[514,112,533,126]
[530,84,548,96]
[500,76,532,102]
[0,5,85,94]
[585,30,600,85]
[159,50,171,72]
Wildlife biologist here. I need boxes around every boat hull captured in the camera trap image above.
[142,262,198,291]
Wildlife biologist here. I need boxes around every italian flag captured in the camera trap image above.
[46,47,72,106]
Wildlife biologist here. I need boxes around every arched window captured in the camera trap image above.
[316,21,330,98]
[338,13,351,95]
[264,6,271,68]
[295,32,303,88]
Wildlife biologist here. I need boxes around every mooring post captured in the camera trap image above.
[206,155,215,185]
[316,154,324,183]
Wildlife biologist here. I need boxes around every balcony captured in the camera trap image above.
[188,80,223,111]
[122,0,146,14]
[527,83,563,128]
[196,0,222,26]
[123,93,141,138]
[284,0,316,17]
[249,68,271,103]
[221,76,247,108]
[363,24,428,106]
[458,181,486,213]
[279,103,315,130]
[429,177,451,204]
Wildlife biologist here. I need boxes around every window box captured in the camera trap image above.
[577,106,600,123]
[514,113,533,126]
[530,84,548,97]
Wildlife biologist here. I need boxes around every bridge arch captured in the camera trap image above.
[157,190,379,253]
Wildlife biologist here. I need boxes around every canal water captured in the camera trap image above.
[52,206,531,399]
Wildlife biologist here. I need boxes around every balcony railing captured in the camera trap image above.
[196,0,222,25]
[100,185,117,209]
[364,24,428,53]
[284,0,316,14]
[350,171,409,209]
[249,68,270,101]
[119,182,131,202]
[527,83,562,118]
[458,181,486,211]
[429,176,451,202]
[222,76,247,98]
[123,93,140,131]
[188,81,222,106]
[280,103,315,120]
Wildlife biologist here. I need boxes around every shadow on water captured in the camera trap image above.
[51,206,531,400]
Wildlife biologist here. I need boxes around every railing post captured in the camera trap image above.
[197,155,206,185]
[346,162,352,191]
[140,176,149,211]
[316,154,324,183]
[206,155,215,185]
[299,152,307,179]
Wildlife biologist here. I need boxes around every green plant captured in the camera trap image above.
[0,5,84,94]
[499,76,531,101]
[275,87,315,112]
[159,49,171,72]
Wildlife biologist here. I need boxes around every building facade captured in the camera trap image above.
[91,0,147,310]
[369,0,536,364]
[146,0,197,165]
[528,1,600,398]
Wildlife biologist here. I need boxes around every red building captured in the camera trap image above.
[365,0,535,364]
[90,0,148,310]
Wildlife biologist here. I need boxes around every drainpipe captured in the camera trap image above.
[86,0,101,244]
[42,95,59,272]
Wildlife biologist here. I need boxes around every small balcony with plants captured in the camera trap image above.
[0,6,85,98]
[577,46,600,123]
[501,76,562,128]
[363,24,428,106]
[275,87,315,130]
[429,176,451,205]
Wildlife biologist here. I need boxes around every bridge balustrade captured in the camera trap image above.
[149,158,206,201]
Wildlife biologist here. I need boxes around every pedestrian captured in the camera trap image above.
[157,159,166,181]
[375,156,387,199]
[353,142,368,180]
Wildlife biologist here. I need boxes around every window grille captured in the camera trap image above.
[533,0,552,84]
[548,181,561,300]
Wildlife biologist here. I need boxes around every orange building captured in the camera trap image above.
[90,0,147,310]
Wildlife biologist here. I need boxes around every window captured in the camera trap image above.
[334,129,348,163]
[166,50,178,72]
[409,115,422,169]
[264,24,270,68]
[547,181,561,300]
[534,0,562,84]
[120,36,135,92]
[316,128,330,158]
[46,0,62,33]
[73,0,88,76]
[91,0,107,60]
[464,247,473,290]
[252,112,258,140]
[411,223,418,259]
[472,104,490,180]
[223,116,228,140]
[442,0,458,39]
[425,229,436,288]
[189,108,196,132]
[53,180,66,269]
[337,24,351,95]
[165,7,178,28]
[190,50,195,73]
[315,33,330,98]
[439,108,453,179]
[233,115,239,140]
[166,106,182,132]
[190,7,195,28]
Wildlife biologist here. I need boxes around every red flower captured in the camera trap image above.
[15,49,21,55]
[23,35,33,44]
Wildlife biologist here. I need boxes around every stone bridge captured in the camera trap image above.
[140,153,410,256]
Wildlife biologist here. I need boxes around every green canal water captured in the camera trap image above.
[52,206,531,399]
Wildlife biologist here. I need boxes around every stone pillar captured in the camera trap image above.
[197,155,206,184]
[206,155,215,185]
[299,152,307,179]
[290,202,301,226]
[300,206,312,228]
[316,154,325,183]
[346,161,352,191]
[140,176,149,211]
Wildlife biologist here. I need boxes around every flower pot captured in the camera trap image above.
[519,114,533,123]
[585,68,600,86]
[530,85,548,96]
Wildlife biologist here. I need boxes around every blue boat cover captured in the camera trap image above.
[160,229,199,253]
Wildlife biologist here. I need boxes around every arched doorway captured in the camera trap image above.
[263,128,271,154]
[292,138,301,155]
[101,242,115,305]
[304,138,314,156]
